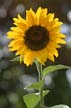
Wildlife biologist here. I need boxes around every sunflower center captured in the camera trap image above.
[24,25,49,50]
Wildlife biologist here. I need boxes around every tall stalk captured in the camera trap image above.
[36,62,44,108]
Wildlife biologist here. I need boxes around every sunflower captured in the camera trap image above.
[7,7,66,66]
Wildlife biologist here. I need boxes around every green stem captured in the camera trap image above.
[36,61,44,107]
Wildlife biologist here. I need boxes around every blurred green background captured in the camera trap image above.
[0,0,71,108]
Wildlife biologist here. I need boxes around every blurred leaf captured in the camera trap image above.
[51,104,70,108]
[24,80,44,91]
[43,65,70,77]
[11,56,20,62]
[41,105,70,108]
[23,90,49,108]
[34,59,38,65]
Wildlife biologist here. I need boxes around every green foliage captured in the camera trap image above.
[42,65,70,77]
[11,56,20,62]
[24,80,44,91]
[23,93,39,108]
[23,90,49,108]
[10,57,70,108]
[51,105,70,108]
[41,105,69,108]
[23,64,70,108]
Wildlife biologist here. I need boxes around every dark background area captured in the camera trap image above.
[0,0,71,108]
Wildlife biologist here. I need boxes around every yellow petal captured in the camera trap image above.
[38,8,48,25]
[10,27,24,33]
[26,8,36,26]
[24,52,34,66]
[47,53,54,62]
[52,48,58,57]
[55,38,66,44]
[57,34,66,38]
[13,15,28,29]
[36,7,42,17]
[49,27,60,32]
[8,39,23,47]
[7,31,24,39]
[46,13,55,22]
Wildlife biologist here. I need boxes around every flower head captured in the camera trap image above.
[7,7,66,66]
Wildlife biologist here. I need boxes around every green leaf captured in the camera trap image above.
[23,90,49,108]
[24,80,44,91]
[34,59,38,65]
[42,90,49,96]
[50,105,70,108]
[11,56,20,62]
[41,105,70,108]
[23,93,39,108]
[43,65,70,77]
